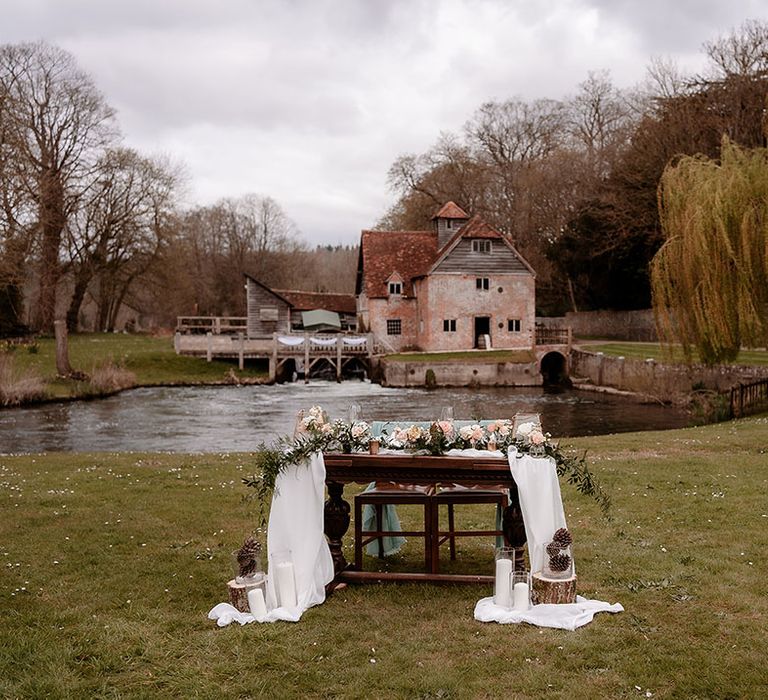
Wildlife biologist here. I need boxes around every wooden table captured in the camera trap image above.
[323,452,527,585]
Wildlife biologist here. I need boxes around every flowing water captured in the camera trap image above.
[0,381,693,454]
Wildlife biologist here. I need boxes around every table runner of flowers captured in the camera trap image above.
[244,406,610,525]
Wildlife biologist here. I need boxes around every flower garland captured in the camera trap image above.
[243,406,611,524]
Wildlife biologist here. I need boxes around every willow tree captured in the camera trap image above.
[651,138,768,364]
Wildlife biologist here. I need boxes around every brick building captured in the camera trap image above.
[355,202,536,352]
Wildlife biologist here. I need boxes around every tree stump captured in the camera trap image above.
[227,579,251,612]
[531,572,577,605]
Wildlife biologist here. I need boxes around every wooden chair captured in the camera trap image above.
[429,485,509,573]
[354,482,436,573]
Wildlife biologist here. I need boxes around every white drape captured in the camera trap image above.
[208,452,334,625]
[508,449,568,574]
[277,335,305,346]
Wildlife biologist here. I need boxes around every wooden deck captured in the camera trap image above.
[174,331,377,382]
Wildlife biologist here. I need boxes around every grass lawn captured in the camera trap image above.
[1,415,767,698]
[6,333,268,399]
[385,349,536,363]
[579,341,768,366]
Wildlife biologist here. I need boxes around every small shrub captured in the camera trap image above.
[0,354,47,406]
[88,360,137,395]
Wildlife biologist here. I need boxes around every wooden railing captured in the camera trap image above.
[176,316,247,335]
[535,327,572,346]
[729,378,768,418]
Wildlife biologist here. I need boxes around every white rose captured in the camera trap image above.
[516,422,535,437]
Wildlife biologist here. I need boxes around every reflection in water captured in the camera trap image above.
[0,381,693,454]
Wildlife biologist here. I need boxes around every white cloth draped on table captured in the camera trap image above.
[473,448,622,628]
[507,449,569,574]
[208,452,334,625]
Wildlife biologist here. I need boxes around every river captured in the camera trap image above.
[0,381,693,454]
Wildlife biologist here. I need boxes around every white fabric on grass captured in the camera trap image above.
[208,452,334,625]
[474,595,624,630]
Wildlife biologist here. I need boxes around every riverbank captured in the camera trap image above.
[2,333,268,405]
[1,414,766,697]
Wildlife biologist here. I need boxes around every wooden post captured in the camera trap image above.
[206,332,213,362]
[54,320,73,377]
[304,333,310,384]
[531,572,577,604]
[174,331,181,354]
[367,332,373,358]
[336,336,342,382]
[238,332,245,370]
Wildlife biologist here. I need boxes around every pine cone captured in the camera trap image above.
[553,528,572,547]
[546,541,561,557]
[236,536,261,578]
[549,552,572,572]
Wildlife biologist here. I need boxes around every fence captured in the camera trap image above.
[176,316,247,335]
[728,378,768,418]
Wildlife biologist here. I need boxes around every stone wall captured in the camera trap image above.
[538,309,658,341]
[379,357,541,387]
[571,349,768,401]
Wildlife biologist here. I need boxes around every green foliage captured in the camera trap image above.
[652,139,768,365]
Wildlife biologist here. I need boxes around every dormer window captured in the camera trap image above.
[472,239,492,254]
[388,281,403,296]
[446,219,453,229]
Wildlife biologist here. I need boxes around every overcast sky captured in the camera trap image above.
[1,0,766,245]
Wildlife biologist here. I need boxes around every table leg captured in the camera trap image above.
[503,482,527,571]
[324,481,350,574]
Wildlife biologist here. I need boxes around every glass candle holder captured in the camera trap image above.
[494,546,515,609]
[232,550,263,586]
[270,549,298,609]
[542,543,574,580]
[511,571,531,611]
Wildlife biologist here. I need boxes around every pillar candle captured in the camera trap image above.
[275,561,297,608]
[513,582,530,611]
[247,587,267,618]
[494,558,512,608]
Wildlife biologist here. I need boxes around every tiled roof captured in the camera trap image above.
[456,215,504,239]
[431,201,469,220]
[359,230,438,298]
[273,289,357,314]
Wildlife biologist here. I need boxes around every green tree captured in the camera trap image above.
[651,139,768,364]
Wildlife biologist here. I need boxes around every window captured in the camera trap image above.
[508,319,521,332]
[387,319,402,335]
[388,281,402,295]
[476,277,490,290]
[472,239,492,254]
[443,319,457,332]
[446,219,453,229]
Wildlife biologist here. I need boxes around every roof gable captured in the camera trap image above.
[359,230,438,298]
[430,215,536,275]
[272,289,357,314]
[431,201,469,220]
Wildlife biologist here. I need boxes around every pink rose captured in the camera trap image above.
[530,429,545,445]
[437,421,454,437]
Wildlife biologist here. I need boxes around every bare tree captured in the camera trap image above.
[704,19,768,79]
[64,148,179,330]
[0,41,116,333]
